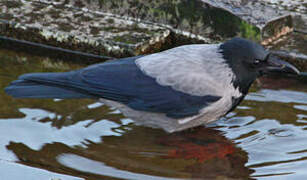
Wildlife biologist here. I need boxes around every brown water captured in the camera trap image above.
[0,49,307,180]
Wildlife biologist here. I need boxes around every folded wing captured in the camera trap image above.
[6,52,222,119]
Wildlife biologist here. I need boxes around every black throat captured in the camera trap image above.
[219,44,258,95]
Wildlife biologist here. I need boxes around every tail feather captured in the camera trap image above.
[5,72,94,99]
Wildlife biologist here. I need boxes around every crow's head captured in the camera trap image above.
[220,37,299,94]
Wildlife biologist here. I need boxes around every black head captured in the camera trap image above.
[220,37,300,94]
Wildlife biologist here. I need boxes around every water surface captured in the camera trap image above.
[0,49,306,180]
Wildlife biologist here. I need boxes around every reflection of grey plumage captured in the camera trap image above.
[5,38,299,132]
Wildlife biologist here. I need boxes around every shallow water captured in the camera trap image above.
[0,49,307,180]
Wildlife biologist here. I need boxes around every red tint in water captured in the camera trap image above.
[158,127,236,162]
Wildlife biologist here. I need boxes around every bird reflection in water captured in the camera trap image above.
[7,125,253,179]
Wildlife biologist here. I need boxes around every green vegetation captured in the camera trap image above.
[239,21,261,41]
[97,0,262,40]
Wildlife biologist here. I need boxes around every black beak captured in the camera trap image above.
[264,55,300,75]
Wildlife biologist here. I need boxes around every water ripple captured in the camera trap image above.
[246,89,307,104]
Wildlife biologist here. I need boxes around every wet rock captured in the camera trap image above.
[38,0,298,42]
[0,0,306,64]
[264,0,307,32]
[198,0,306,44]
[269,32,307,71]
[201,0,296,45]
[0,0,176,60]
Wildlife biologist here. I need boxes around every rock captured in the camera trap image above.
[0,0,306,62]
[200,0,295,45]
[41,0,296,42]
[269,32,307,71]
[0,0,177,61]
[263,0,307,32]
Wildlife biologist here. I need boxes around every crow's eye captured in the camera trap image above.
[253,59,261,65]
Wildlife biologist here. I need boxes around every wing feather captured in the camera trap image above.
[79,55,221,118]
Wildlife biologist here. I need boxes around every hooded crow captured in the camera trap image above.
[5,38,300,132]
